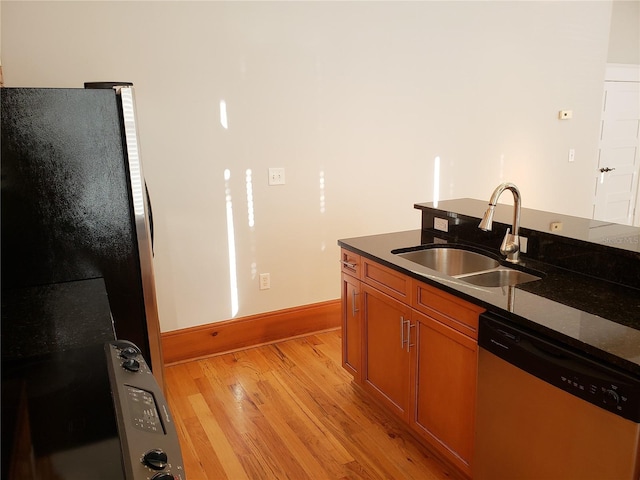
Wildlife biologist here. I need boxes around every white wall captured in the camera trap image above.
[2,1,612,332]
[608,0,640,64]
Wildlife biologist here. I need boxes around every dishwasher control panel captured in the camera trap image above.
[556,369,638,421]
[479,314,640,423]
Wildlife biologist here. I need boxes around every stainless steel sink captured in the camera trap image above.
[457,268,541,287]
[394,246,500,276]
[393,245,543,287]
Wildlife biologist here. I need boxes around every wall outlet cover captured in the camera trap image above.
[434,217,449,232]
[268,168,285,186]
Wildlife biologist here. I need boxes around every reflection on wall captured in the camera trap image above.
[224,168,239,318]
[433,156,440,208]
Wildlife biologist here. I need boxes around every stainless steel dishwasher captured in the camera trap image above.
[474,312,640,480]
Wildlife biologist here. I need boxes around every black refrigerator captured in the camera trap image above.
[1,83,165,388]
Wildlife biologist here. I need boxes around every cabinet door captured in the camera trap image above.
[341,273,361,381]
[362,284,412,421]
[411,309,477,474]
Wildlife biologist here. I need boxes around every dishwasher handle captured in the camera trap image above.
[480,313,610,378]
[482,319,574,367]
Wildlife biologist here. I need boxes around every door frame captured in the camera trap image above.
[596,63,640,226]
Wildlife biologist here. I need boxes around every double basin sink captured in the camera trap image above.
[392,245,543,288]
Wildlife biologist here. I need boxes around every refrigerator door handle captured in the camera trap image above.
[145,181,154,255]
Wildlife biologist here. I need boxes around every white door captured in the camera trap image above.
[593,65,640,226]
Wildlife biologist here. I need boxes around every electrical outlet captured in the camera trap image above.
[259,273,270,290]
[268,168,285,186]
[434,217,449,232]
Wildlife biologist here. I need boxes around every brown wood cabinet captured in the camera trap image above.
[341,272,361,380]
[410,309,479,473]
[362,283,412,420]
[341,250,362,381]
[339,248,484,478]
[361,257,412,304]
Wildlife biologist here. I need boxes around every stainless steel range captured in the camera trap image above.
[107,340,186,480]
[1,280,185,480]
[2,339,185,480]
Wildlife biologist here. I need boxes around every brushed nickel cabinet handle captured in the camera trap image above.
[341,260,357,269]
[407,322,416,352]
[351,290,359,316]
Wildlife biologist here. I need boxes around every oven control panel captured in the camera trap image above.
[106,340,186,480]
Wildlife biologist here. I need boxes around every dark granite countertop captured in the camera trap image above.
[339,213,640,377]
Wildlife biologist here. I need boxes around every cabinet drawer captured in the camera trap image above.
[362,258,411,303]
[413,281,484,339]
[341,249,361,278]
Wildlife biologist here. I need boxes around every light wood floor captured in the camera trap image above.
[165,329,460,480]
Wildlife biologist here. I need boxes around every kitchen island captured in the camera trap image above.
[339,199,640,375]
[338,199,640,479]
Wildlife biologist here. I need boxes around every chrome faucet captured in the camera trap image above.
[478,182,522,263]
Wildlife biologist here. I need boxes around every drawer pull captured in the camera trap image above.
[400,316,406,349]
[341,260,357,269]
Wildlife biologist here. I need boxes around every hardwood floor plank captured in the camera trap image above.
[268,341,428,478]
[268,369,356,465]
[254,399,332,479]
[165,362,202,419]
[176,413,226,479]
[258,378,356,479]
[197,356,315,478]
[189,393,250,480]
[165,329,461,480]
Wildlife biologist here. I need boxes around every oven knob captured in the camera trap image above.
[603,389,620,406]
[151,473,175,480]
[123,358,140,372]
[120,346,138,359]
[143,448,168,470]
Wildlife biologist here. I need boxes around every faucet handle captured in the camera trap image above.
[500,228,520,261]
